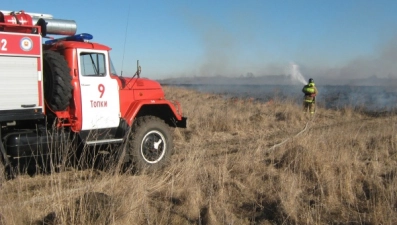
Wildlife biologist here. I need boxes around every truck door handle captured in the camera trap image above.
[21,104,36,108]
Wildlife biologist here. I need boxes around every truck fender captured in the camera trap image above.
[123,99,183,126]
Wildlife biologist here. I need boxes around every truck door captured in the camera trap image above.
[77,49,120,130]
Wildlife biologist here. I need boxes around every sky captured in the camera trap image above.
[2,0,397,82]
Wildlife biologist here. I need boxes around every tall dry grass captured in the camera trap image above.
[0,86,397,224]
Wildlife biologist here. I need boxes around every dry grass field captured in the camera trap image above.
[1,86,397,225]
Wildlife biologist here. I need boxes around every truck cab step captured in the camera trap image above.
[85,138,124,145]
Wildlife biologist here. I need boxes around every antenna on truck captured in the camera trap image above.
[120,5,131,77]
[136,60,141,78]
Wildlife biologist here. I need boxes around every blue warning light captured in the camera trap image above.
[45,33,93,45]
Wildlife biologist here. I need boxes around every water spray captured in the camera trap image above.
[289,62,307,85]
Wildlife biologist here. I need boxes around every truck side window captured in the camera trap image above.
[80,53,106,76]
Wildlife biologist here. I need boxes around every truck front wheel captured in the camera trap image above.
[128,116,173,173]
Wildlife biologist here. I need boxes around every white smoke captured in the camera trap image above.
[288,62,307,85]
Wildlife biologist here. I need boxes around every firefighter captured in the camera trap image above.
[302,78,318,114]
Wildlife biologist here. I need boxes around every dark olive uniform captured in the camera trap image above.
[302,81,318,114]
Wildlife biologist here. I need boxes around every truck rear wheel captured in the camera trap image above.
[43,51,72,111]
[128,116,173,173]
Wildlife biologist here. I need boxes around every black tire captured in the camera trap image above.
[129,116,173,173]
[43,51,72,111]
[0,160,4,184]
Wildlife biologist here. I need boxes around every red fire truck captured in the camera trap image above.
[0,10,186,176]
